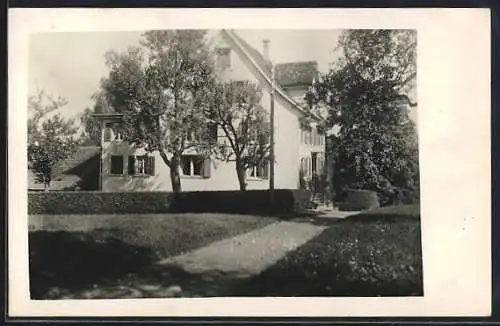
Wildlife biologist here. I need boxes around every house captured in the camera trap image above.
[93,30,326,192]
[28,146,101,191]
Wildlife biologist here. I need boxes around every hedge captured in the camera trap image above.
[339,189,380,211]
[28,190,311,215]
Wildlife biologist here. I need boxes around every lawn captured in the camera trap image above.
[29,213,277,299]
[229,205,423,297]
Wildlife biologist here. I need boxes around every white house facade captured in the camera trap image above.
[94,30,326,192]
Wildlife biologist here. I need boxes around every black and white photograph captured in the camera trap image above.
[9,8,490,317]
[27,26,422,300]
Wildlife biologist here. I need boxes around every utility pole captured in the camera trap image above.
[269,61,275,192]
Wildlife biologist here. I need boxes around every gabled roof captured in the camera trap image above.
[28,170,83,191]
[221,30,322,122]
[28,146,100,191]
[54,146,101,176]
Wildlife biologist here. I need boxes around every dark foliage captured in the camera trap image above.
[306,30,419,206]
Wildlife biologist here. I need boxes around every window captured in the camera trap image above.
[302,157,312,178]
[128,155,155,176]
[216,48,231,69]
[103,123,113,142]
[312,152,318,175]
[208,123,218,144]
[248,161,269,179]
[181,155,203,177]
[186,130,197,142]
[300,158,306,175]
[103,122,122,142]
[110,155,124,175]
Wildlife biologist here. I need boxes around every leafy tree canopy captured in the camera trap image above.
[209,80,271,190]
[28,90,80,188]
[306,30,419,205]
[98,30,218,192]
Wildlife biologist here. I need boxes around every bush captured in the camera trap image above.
[339,189,380,211]
[379,188,420,206]
[28,190,312,215]
[231,211,423,297]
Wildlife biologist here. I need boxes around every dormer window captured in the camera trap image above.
[216,48,231,69]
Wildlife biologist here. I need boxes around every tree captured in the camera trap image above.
[209,80,271,191]
[28,91,79,189]
[98,30,217,192]
[79,106,101,146]
[306,30,419,205]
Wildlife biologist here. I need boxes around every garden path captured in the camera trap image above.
[158,220,327,279]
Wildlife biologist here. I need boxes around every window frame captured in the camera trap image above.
[247,161,269,180]
[128,155,155,176]
[180,155,204,177]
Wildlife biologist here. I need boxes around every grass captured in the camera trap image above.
[230,205,423,297]
[29,213,277,299]
[354,204,420,219]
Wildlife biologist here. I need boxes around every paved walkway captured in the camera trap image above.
[158,221,327,279]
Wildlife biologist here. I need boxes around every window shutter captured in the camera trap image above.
[202,158,211,178]
[261,162,269,179]
[111,156,124,175]
[128,156,135,175]
[209,124,218,144]
[149,156,155,176]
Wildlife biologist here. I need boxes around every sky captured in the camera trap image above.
[28,30,342,124]
[28,29,416,125]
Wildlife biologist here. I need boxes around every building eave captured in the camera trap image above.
[92,113,123,119]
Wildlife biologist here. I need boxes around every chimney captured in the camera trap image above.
[262,39,270,61]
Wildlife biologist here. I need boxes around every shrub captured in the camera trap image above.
[378,187,420,206]
[339,189,380,211]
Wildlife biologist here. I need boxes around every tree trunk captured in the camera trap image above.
[159,150,182,193]
[44,176,50,191]
[235,158,247,191]
[169,156,182,193]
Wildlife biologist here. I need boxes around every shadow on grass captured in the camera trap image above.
[29,230,158,299]
[228,218,423,297]
[29,230,250,299]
